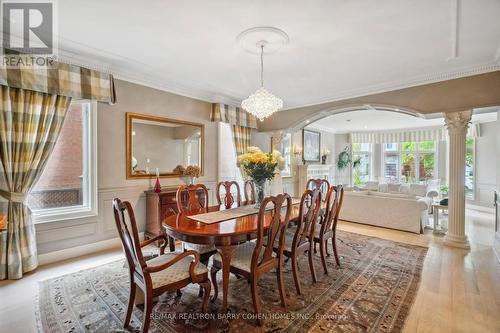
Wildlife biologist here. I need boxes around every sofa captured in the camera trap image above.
[339,190,429,233]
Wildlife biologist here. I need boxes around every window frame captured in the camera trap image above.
[32,100,98,224]
[351,143,372,185]
[465,137,475,200]
[382,141,438,183]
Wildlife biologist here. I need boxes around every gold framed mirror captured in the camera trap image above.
[126,112,204,179]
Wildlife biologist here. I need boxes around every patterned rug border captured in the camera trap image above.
[35,230,429,333]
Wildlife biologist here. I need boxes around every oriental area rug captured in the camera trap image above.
[36,230,427,333]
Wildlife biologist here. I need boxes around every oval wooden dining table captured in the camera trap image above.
[163,202,300,311]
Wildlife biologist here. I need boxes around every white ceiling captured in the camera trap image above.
[308,108,498,133]
[57,0,500,109]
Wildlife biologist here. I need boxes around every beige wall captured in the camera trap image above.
[35,79,218,255]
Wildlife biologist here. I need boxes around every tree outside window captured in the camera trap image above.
[384,141,436,183]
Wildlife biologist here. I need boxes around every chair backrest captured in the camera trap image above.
[333,185,345,231]
[244,180,256,204]
[113,198,146,278]
[321,185,344,235]
[294,188,321,247]
[306,178,330,199]
[252,194,292,272]
[176,184,209,214]
[216,181,242,209]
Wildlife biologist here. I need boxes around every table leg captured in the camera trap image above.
[433,209,438,232]
[216,244,236,311]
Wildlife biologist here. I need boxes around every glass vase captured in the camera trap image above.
[254,179,266,209]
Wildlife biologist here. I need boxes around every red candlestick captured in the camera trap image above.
[153,176,161,193]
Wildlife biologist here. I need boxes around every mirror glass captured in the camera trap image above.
[127,113,203,178]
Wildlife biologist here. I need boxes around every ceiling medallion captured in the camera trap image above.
[238,27,288,121]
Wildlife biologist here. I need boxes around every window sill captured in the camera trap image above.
[32,205,97,224]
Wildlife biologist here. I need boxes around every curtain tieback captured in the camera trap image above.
[0,189,26,203]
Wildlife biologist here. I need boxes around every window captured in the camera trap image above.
[465,137,474,199]
[383,141,436,183]
[352,143,371,185]
[29,100,97,223]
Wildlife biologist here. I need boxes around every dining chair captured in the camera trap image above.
[306,178,330,194]
[210,194,292,325]
[113,198,211,333]
[311,185,344,274]
[243,179,256,204]
[277,188,321,295]
[176,184,217,292]
[216,181,242,209]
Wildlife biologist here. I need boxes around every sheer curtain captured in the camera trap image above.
[218,123,244,187]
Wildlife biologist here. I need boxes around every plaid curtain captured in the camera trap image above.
[0,57,116,104]
[211,103,257,129]
[231,125,252,156]
[0,85,71,280]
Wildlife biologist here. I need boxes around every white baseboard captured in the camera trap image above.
[37,232,144,266]
[466,204,495,214]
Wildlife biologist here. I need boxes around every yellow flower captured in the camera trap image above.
[250,152,268,163]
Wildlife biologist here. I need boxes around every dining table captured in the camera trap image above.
[163,201,301,311]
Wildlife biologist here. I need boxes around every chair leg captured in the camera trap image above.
[325,238,330,257]
[198,280,211,313]
[332,237,341,267]
[319,238,328,275]
[308,244,317,283]
[124,281,136,328]
[210,264,220,302]
[250,277,263,326]
[141,292,153,333]
[198,258,209,297]
[291,255,301,295]
[277,259,287,310]
[176,289,182,297]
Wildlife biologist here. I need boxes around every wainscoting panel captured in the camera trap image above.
[36,182,218,257]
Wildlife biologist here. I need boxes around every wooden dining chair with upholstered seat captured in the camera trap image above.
[311,185,344,274]
[243,180,256,205]
[113,198,211,333]
[176,184,217,287]
[210,194,292,325]
[277,188,321,295]
[216,181,242,209]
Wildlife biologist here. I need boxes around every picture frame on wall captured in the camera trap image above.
[302,129,321,162]
[271,132,292,177]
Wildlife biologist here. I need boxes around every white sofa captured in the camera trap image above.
[339,191,429,233]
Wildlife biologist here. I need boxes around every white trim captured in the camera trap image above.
[37,232,144,266]
[465,203,495,214]
[32,100,98,224]
[52,40,500,110]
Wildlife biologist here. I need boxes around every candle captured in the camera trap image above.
[156,168,159,177]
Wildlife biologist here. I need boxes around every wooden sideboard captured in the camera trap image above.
[144,187,208,250]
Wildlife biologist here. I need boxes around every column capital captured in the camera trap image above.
[444,110,472,134]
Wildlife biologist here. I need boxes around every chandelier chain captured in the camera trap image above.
[260,44,264,87]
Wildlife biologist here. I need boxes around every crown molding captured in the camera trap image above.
[54,40,500,110]
[280,61,500,111]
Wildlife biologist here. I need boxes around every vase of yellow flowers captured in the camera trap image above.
[237,147,285,208]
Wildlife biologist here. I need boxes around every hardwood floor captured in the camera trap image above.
[0,209,498,333]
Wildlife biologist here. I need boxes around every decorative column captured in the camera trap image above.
[444,110,472,249]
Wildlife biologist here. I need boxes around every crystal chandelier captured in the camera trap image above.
[241,43,283,121]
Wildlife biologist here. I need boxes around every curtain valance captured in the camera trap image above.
[211,103,257,129]
[350,127,447,144]
[350,123,480,144]
[0,59,116,104]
